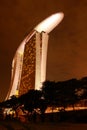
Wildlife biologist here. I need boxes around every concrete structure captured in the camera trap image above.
[6,12,64,98]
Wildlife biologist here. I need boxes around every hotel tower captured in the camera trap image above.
[6,12,64,99]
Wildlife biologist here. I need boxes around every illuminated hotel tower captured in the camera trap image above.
[6,12,64,98]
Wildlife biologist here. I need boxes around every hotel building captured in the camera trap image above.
[6,12,64,98]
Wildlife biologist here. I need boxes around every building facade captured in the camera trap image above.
[6,12,64,99]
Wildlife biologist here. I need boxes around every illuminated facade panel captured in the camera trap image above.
[19,32,49,96]
[19,33,36,95]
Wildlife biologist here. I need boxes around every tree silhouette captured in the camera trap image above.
[41,79,81,111]
[0,76,87,121]
[18,89,43,113]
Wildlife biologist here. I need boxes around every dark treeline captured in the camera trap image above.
[0,76,87,117]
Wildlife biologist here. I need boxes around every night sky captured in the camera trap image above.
[0,0,87,101]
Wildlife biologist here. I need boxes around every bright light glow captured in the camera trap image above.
[35,12,64,33]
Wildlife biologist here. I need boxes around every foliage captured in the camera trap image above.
[0,77,87,115]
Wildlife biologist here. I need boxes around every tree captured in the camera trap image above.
[41,79,80,111]
[19,89,43,113]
